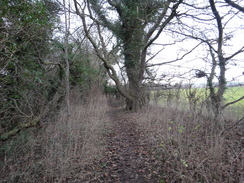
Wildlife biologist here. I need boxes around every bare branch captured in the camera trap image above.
[144,0,183,50]
[224,0,244,13]
[219,115,244,136]
[225,46,244,61]
[223,96,244,108]
[146,48,165,64]
[169,30,218,53]
[144,0,171,44]
[147,42,201,67]
[209,0,223,58]
[73,0,132,101]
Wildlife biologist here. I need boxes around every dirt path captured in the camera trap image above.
[101,100,160,183]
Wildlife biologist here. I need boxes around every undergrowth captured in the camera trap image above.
[0,90,243,182]
[0,89,110,182]
[135,100,244,183]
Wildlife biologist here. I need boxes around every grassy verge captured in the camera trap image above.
[135,102,243,182]
[0,89,110,182]
[151,86,244,105]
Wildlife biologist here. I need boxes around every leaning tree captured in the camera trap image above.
[73,0,183,111]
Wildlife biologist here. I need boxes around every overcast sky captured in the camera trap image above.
[149,0,244,85]
[62,0,244,86]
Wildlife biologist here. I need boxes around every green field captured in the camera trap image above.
[224,86,244,107]
[151,86,244,107]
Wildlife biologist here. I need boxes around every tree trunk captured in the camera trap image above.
[63,0,70,116]
[122,25,145,112]
[216,57,226,113]
[209,0,226,116]
[125,79,141,112]
[207,46,218,112]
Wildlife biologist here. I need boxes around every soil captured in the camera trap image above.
[97,99,162,183]
[65,98,165,182]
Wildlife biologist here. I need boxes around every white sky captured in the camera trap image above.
[147,0,244,85]
[61,0,244,86]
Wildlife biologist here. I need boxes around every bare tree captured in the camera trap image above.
[173,0,244,115]
[208,0,226,114]
[63,0,71,116]
[73,0,183,112]
[208,0,244,114]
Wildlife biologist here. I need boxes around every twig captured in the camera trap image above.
[219,116,244,136]
[222,96,244,109]
[192,158,207,178]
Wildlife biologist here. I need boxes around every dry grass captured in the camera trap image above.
[135,101,244,183]
[0,89,110,182]
[1,89,243,182]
